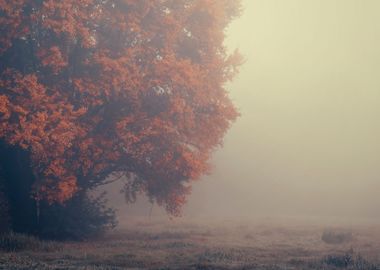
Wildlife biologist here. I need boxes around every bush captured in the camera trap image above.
[321,228,353,244]
[38,191,117,240]
[0,142,117,240]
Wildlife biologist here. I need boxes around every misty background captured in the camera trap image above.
[108,0,380,220]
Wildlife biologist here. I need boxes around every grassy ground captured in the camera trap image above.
[1,217,380,269]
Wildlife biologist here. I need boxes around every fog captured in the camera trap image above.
[111,0,380,221]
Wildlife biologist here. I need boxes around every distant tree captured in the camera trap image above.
[0,0,241,227]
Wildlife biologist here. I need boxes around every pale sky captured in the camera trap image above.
[184,0,380,219]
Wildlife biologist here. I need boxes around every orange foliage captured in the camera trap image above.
[0,0,242,215]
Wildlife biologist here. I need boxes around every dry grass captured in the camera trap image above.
[1,217,380,269]
[0,232,61,252]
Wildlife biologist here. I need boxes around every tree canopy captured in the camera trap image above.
[0,0,241,216]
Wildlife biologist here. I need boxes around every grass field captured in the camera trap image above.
[1,217,380,269]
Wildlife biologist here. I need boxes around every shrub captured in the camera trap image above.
[321,228,353,244]
[37,191,117,240]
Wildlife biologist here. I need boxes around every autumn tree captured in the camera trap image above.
[0,0,241,236]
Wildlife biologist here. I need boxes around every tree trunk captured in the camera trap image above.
[0,141,38,234]
[0,172,10,234]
